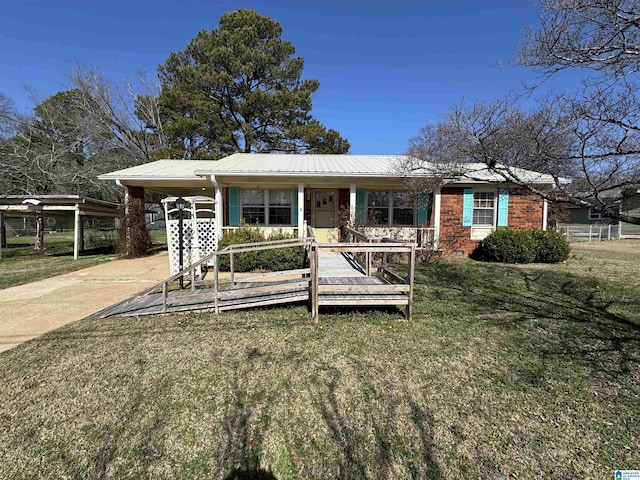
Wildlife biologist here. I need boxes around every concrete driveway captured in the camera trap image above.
[0,252,170,353]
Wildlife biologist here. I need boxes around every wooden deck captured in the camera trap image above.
[92,238,416,321]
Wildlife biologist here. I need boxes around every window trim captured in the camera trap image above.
[472,189,498,227]
[241,188,294,226]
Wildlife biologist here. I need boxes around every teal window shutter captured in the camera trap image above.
[417,192,429,225]
[356,189,366,224]
[292,188,298,226]
[228,187,240,226]
[462,188,473,226]
[497,188,509,227]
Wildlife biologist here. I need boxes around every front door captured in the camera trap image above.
[312,189,338,242]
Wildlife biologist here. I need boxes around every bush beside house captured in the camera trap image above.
[476,228,570,264]
[216,224,306,272]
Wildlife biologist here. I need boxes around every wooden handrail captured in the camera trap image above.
[343,225,371,242]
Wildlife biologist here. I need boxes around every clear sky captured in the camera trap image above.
[0,0,575,154]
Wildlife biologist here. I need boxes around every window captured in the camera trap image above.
[365,190,417,226]
[241,189,293,225]
[392,191,415,226]
[269,189,292,225]
[588,209,608,220]
[367,191,389,225]
[242,189,265,224]
[472,191,495,226]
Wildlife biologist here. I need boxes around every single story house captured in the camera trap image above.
[99,154,555,255]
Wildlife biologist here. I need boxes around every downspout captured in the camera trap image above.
[542,198,548,231]
[115,180,130,256]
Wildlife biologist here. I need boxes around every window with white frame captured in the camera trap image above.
[472,191,496,226]
[269,189,292,225]
[588,208,608,220]
[241,189,293,225]
[392,191,415,226]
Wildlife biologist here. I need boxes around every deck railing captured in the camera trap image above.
[309,241,416,322]
[104,230,416,320]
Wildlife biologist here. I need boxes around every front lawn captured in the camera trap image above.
[0,241,638,478]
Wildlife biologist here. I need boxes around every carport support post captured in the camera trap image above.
[73,206,82,260]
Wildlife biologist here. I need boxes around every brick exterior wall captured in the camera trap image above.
[507,188,544,229]
[438,186,544,256]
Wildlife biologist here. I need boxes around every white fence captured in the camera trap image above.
[556,223,620,242]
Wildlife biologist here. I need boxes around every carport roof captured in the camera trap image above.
[0,195,120,216]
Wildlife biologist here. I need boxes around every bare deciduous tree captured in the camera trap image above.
[407,94,640,224]
[407,0,640,225]
[518,0,640,79]
[69,64,168,164]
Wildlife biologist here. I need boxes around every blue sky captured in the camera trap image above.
[0,0,575,154]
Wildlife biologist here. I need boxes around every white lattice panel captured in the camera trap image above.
[194,218,217,266]
[166,218,217,275]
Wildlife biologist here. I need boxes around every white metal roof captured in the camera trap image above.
[195,154,410,176]
[98,154,557,185]
[98,160,222,181]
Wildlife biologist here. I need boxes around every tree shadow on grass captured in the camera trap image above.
[418,261,640,380]
[311,366,445,479]
[220,361,277,480]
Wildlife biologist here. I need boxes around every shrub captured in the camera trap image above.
[217,224,306,272]
[478,228,537,263]
[477,228,570,264]
[532,229,571,263]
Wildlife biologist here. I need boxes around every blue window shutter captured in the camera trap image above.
[228,187,240,226]
[292,188,298,225]
[417,192,429,225]
[497,188,509,227]
[356,189,366,224]
[462,188,473,226]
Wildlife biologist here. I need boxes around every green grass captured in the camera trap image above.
[0,230,167,290]
[0,242,638,479]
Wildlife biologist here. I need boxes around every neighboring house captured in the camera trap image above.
[99,154,555,255]
[560,187,640,239]
[145,202,165,230]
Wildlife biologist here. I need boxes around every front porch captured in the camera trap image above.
[218,183,441,250]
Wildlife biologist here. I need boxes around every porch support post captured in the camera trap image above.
[349,183,356,225]
[542,198,548,231]
[211,175,223,242]
[298,183,305,238]
[73,205,81,260]
[433,187,441,250]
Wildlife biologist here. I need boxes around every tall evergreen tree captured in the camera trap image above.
[158,9,349,158]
